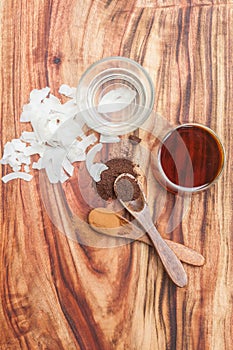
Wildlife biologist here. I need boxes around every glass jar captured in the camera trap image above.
[76,56,155,135]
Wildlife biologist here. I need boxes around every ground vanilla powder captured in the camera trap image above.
[114,175,141,202]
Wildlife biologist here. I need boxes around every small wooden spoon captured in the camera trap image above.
[88,208,205,267]
[114,173,187,287]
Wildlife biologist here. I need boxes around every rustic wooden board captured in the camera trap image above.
[0,1,232,349]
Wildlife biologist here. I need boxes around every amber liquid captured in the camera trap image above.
[160,125,224,190]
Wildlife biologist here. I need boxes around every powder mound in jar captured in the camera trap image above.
[114,176,141,202]
[96,158,138,200]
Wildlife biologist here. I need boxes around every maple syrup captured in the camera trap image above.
[158,124,225,192]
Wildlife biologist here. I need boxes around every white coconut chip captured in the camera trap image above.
[41,146,67,183]
[52,118,84,147]
[12,165,21,172]
[2,172,33,183]
[89,163,108,182]
[62,157,74,177]
[67,146,86,163]
[8,155,21,168]
[60,169,69,183]
[20,104,33,122]
[24,144,45,157]
[100,134,120,143]
[29,113,50,143]
[62,100,79,120]
[20,131,36,143]
[66,134,97,163]
[30,87,50,103]
[41,161,57,183]
[43,93,61,108]
[0,142,15,163]
[32,158,42,170]
[85,143,108,181]
[16,153,31,165]
[11,139,27,152]
[97,87,136,113]
[86,143,103,173]
[58,84,76,99]
[1,140,31,170]
[24,165,30,173]
[79,134,97,147]
[0,158,8,165]
[48,119,61,134]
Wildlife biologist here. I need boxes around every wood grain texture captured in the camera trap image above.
[0,1,232,349]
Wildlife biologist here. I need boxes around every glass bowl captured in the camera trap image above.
[76,56,155,135]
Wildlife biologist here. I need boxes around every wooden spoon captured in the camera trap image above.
[88,208,205,266]
[114,173,188,287]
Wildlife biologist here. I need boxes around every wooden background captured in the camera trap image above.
[0,0,232,349]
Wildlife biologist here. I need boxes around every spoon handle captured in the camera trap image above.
[117,232,204,267]
[133,207,188,287]
[90,223,205,266]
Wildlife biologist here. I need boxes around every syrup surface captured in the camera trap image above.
[160,125,224,189]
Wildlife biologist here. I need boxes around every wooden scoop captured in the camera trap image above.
[88,208,205,266]
[114,173,188,287]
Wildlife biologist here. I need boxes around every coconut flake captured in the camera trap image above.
[59,84,76,99]
[20,104,33,122]
[86,143,103,173]
[11,139,27,152]
[8,155,21,168]
[85,143,108,181]
[62,100,79,118]
[89,163,108,182]
[97,87,136,113]
[78,134,97,148]
[1,143,30,171]
[50,99,79,124]
[43,93,61,106]
[66,134,97,163]
[2,172,33,183]
[16,153,31,165]
[60,169,70,183]
[24,165,30,173]
[62,157,74,177]
[48,119,61,134]
[42,97,66,116]
[20,131,36,143]
[51,118,84,147]
[100,134,120,143]
[0,142,15,163]
[30,87,50,103]
[32,158,42,170]
[41,146,67,183]
[67,145,86,163]
[24,144,45,157]
[0,158,8,165]
[12,164,21,172]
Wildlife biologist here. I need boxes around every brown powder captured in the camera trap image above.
[96,158,138,200]
[88,208,129,229]
[114,175,141,202]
